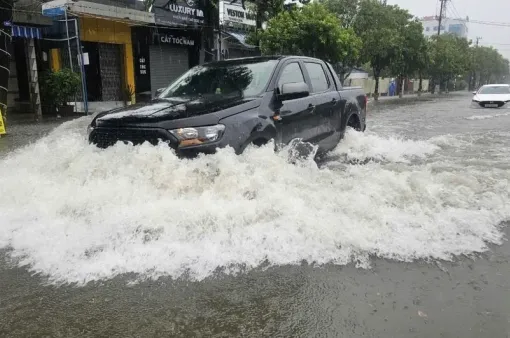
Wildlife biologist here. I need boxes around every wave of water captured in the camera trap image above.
[0,117,509,285]
[465,111,510,120]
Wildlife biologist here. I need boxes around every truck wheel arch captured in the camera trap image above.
[346,113,362,131]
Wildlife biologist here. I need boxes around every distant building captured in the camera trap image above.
[420,16,469,39]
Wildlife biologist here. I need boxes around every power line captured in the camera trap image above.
[470,20,510,27]
[483,42,510,46]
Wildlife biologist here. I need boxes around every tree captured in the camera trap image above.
[320,0,360,29]
[319,0,363,83]
[470,46,509,88]
[353,0,403,100]
[428,34,471,93]
[258,3,361,77]
[245,0,286,47]
[390,13,426,97]
[414,38,431,95]
[0,0,14,124]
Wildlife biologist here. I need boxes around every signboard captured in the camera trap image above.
[139,57,147,75]
[158,34,195,46]
[42,6,66,17]
[223,3,256,26]
[153,0,205,26]
[77,53,90,66]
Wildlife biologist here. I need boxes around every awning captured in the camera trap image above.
[222,31,256,49]
[12,25,42,39]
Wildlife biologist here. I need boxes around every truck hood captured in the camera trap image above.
[94,95,258,126]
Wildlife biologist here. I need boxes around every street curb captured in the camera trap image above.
[368,92,465,106]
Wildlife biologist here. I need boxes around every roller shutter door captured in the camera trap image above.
[149,45,189,97]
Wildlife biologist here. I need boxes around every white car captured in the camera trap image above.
[472,84,510,108]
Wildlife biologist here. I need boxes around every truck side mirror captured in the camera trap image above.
[277,82,310,101]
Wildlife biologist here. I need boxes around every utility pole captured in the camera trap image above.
[437,0,448,36]
[0,0,14,132]
[470,36,482,90]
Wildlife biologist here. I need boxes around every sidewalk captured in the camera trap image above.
[368,92,433,104]
[2,112,85,127]
[0,113,84,155]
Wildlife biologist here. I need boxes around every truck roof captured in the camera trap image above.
[203,55,326,67]
[482,84,510,87]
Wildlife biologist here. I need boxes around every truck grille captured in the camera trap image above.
[89,128,175,149]
[478,101,505,108]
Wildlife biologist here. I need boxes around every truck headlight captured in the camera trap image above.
[169,125,225,147]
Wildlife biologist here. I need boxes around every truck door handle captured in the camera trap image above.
[307,104,315,112]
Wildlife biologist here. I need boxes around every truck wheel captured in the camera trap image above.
[252,138,268,147]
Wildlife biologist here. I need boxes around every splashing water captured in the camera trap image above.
[0,117,509,285]
[465,111,510,120]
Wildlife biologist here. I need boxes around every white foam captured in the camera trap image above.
[465,112,510,120]
[0,118,509,285]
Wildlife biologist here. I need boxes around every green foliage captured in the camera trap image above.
[251,0,510,95]
[40,68,81,108]
[320,0,360,28]
[428,34,471,84]
[258,3,361,67]
[352,0,405,96]
[470,46,509,87]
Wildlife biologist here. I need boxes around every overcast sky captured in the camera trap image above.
[387,0,510,60]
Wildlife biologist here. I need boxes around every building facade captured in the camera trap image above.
[218,0,259,59]
[421,16,469,38]
[42,0,154,113]
[6,0,53,116]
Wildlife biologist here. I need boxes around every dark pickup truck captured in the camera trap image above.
[88,56,367,157]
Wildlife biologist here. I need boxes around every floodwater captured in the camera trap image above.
[1,94,509,337]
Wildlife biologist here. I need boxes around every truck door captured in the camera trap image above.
[302,61,341,147]
[274,61,319,146]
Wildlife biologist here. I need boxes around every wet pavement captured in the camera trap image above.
[1,93,510,338]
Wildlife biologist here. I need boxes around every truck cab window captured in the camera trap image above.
[277,62,305,92]
[304,62,329,93]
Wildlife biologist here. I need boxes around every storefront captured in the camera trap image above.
[42,16,136,111]
[7,24,50,116]
[149,28,200,96]
[129,0,204,99]
[219,1,259,59]
[78,17,135,104]
[132,26,200,99]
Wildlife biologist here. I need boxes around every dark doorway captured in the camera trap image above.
[82,41,102,101]
[13,38,30,102]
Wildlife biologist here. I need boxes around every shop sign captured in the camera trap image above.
[153,0,205,26]
[159,34,195,46]
[223,3,256,26]
[139,57,148,75]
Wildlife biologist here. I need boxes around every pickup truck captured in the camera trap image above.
[87,56,367,157]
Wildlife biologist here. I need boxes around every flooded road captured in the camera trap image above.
[1,93,509,337]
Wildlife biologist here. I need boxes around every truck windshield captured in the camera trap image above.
[159,59,278,100]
